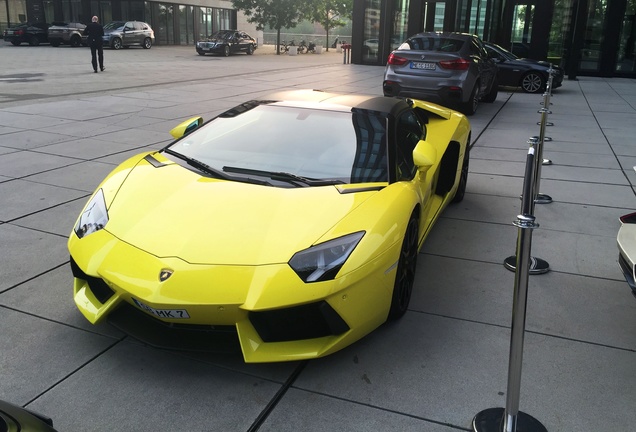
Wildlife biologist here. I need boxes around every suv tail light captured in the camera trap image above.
[439,58,471,70]
[15,29,25,35]
[387,53,408,66]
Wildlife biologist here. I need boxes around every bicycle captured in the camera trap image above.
[297,39,308,54]
[278,39,296,53]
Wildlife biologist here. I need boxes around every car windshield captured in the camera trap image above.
[104,21,125,30]
[165,103,388,186]
[400,36,465,52]
[488,43,518,60]
[210,31,234,40]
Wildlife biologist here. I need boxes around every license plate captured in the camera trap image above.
[132,298,190,319]
[410,61,436,70]
[6,30,13,35]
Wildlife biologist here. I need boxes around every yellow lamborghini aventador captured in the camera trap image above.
[68,89,471,363]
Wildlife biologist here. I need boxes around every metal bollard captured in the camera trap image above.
[473,143,548,432]
[342,43,351,64]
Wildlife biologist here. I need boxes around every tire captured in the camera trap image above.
[112,37,122,50]
[223,45,230,57]
[70,35,81,47]
[482,77,498,103]
[50,41,60,47]
[460,83,479,116]
[11,40,20,46]
[452,145,470,203]
[29,35,40,46]
[388,211,419,321]
[521,72,545,93]
[246,44,254,55]
[298,45,307,54]
[143,37,152,49]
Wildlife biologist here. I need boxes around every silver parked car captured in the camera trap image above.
[48,22,87,47]
[103,20,154,49]
[383,32,498,115]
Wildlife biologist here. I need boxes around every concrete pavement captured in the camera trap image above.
[1,43,635,431]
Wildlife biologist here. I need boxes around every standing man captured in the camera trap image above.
[84,16,105,73]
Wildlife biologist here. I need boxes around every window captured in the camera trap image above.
[394,110,423,181]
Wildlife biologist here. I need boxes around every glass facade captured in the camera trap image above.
[0,0,236,45]
[351,0,636,77]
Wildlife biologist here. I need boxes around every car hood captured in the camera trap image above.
[510,57,560,70]
[104,155,377,265]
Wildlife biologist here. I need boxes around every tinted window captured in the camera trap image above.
[404,36,465,52]
[167,104,388,184]
[394,110,422,180]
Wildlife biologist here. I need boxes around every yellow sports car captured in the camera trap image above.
[68,89,470,363]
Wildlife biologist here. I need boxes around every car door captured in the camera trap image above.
[472,37,497,96]
[122,22,135,45]
[486,45,523,87]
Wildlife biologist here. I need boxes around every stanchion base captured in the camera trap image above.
[535,193,552,204]
[542,159,552,165]
[473,408,548,432]
[504,256,550,274]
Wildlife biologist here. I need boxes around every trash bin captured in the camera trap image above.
[315,45,323,54]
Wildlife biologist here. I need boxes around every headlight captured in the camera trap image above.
[74,189,109,239]
[289,231,365,283]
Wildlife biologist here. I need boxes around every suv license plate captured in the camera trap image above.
[411,62,436,70]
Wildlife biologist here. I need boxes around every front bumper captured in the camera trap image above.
[69,229,397,362]
[196,42,223,53]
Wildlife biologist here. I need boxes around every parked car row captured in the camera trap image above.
[382,32,565,115]
[3,20,155,49]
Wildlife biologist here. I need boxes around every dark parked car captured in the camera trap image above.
[3,22,49,46]
[484,42,564,93]
[196,30,257,56]
[383,32,498,115]
[102,20,154,49]
[48,21,87,47]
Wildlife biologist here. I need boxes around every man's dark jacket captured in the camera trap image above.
[84,22,104,45]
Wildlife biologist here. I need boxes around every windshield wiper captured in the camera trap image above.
[164,150,270,185]
[223,166,344,187]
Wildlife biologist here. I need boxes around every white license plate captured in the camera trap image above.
[6,30,13,35]
[410,62,436,70]
[132,298,190,319]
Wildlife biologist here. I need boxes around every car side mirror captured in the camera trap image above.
[413,140,437,173]
[170,116,203,139]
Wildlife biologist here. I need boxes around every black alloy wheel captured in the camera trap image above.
[70,35,81,47]
[521,72,545,93]
[388,211,420,320]
[461,83,479,115]
[223,45,230,57]
[246,44,254,55]
[143,37,152,49]
[112,37,122,49]
[482,77,498,103]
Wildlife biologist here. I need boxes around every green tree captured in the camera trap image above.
[231,0,306,54]
[308,0,352,51]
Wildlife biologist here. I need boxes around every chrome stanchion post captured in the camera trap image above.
[504,137,550,275]
[541,66,554,166]
[533,89,553,205]
[474,144,548,432]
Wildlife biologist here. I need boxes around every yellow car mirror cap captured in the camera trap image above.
[413,140,437,172]
[169,116,203,139]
